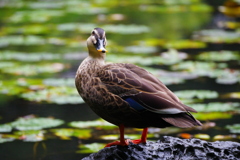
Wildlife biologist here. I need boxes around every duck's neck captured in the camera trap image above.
[87,47,106,65]
[88,55,105,66]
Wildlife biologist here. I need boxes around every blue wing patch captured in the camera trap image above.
[124,97,146,111]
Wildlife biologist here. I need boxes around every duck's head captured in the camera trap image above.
[87,28,107,58]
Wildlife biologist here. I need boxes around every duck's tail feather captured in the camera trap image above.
[162,112,202,128]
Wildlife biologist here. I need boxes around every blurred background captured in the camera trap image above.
[0,0,240,159]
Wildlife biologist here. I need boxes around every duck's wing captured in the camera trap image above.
[98,63,197,114]
[97,63,201,127]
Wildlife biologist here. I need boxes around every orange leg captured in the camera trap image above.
[105,125,148,147]
[105,124,129,147]
[131,128,148,144]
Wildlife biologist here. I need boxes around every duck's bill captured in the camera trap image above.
[96,39,107,53]
[97,49,107,53]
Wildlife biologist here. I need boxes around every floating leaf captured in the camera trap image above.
[14,130,45,142]
[222,92,240,99]
[171,61,229,78]
[174,90,218,99]
[0,62,15,68]
[103,24,150,34]
[193,29,240,43]
[213,135,240,141]
[192,112,232,121]
[141,3,212,13]
[190,102,240,112]
[0,124,12,133]
[106,54,162,66]
[57,23,96,32]
[69,119,116,129]
[194,134,210,140]
[0,51,61,62]
[9,10,64,23]
[50,128,91,140]
[1,63,66,76]
[14,130,45,136]
[0,135,16,143]
[67,7,107,15]
[197,50,240,61]
[216,69,240,85]
[100,134,119,140]
[226,124,240,134]
[0,81,26,95]
[43,78,75,87]
[0,35,46,46]
[21,86,84,104]
[157,77,185,85]
[10,117,64,131]
[78,143,105,154]
[163,40,206,49]
[57,23,149,34]
[124,46,157,54]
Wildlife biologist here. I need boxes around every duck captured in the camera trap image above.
[75,28,202,147]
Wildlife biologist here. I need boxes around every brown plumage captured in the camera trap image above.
[75,28,202,147]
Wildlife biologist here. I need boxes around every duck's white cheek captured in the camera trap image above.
[91,36,97,44]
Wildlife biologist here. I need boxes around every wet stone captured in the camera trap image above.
[82,136,240,160]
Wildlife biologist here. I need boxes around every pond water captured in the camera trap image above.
[0,0,240,159]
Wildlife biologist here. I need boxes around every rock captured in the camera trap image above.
[82,136,240,160]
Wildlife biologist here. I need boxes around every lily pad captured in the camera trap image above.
[0,35,46,47]
[163,40,206,49]
[0,51,61,62]
[159,49,188,64]
[197,50,240,61]
[216,69,240,85]
[192,112,232,121]
[106,54,162,66]
[194,134,210,140]
[57,23,96,32]
[157,77,185,85]
[174,90,218,99]
[14,130,45,142]
[0,124,12,133]
[124,46,157,54]
[222,92,240,99]
[213,135,240,141]
[0,81,26,95]
[78,143,105,154]
[226,124,240,134]
[50,128,91,140]
[9,10,64,23]
[190,102,240,112]
[171,61,229,78]
[58,23,150,34]
[21,86,84,104]
[193,29,240,43]
[103,24,150,34]
[10,117,64,131]
[69,119,116,129]
[0,135,16,143]
[43,78,75,87]
[141,3,212,13]
[1,63,66,76]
